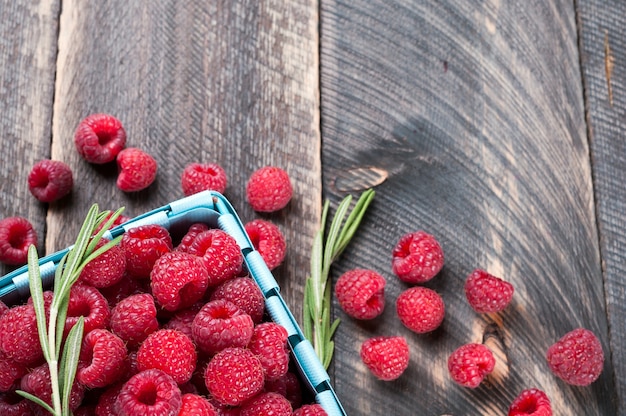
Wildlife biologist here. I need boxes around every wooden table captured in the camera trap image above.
[1,1,624,415]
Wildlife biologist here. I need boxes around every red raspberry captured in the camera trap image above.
[204,347,264,406]
[0,391,32,416]
[0,352,28,392]
[121,224,173,278]
[360,336,410,381]
[116,147,158,192]
[64,284,110,336]
[391,231,444,283]
[248,322,290,381]
[110,293,160,348]
[150,251,209,311]
[210,276,265,324]
[21,363,85,414]
[78,239,126,288]
[175,222,209,253]
[74,113,126,164]
[508,388,552,416]
[244,219,287,270]
[78,328,128,388]
[0,304,43,365]
[181,162,228,196]
[464,269,514,313]
[545,328,604,386]
[447,343,495,388]
[0,216,38,265]
[293,404,329,416]
[334,269,386,320]
[192,299,254,355]
[240,392,292,416]
[137,329,197,385]
[93,210,131,235]
[114,369,182,416]
[179,393,218,416]
[27,159,73,202]
[246,166,293,212]
[187,229,243,286]
[99,274,146,308]
[95,382,123,416]
[396,286,445,333]
[163,307,199,340]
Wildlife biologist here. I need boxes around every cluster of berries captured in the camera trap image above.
[334,230,604,415]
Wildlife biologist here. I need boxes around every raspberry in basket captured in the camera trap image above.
[204,347,264,406]
[334,268,386,320]
[210,276,265,324]
[181,162,228,196]
[508,388,552,416]
[28,159,73,202]
[137,329,197,385]
[116,147,158,192]
[464,269,514,313]
[74,113,126,164]
[114,369,182,416]
[0,391,31,415]
[248,322,290,381]
[396,286,445,333]
[21,363,85,414]
[546,327,604,386]
[179,393,218,416]
[110,293,160,348]
[246,166,293,212]
[0,351,28,392]
[79,238,126,288]
[447,343,495,388]
[0,216,37,265]
[192,299,254,355]
[240,392,293,416]
[360,336,410,381]
[187,229,243,286]
[64,284,110,336]
[150,251,209,311]
[391,230,444,283]
[294,404,329,416]
[0,304,43,365]
[121,224,173,278]
[175,222,209,253]
[78,328,128,389]
[244,219,287,270]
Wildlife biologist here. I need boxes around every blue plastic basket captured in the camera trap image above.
[0,191,347,415]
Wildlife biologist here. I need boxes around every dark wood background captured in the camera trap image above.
[1,1,624,415]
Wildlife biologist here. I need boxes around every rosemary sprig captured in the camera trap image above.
[303,189,375,369]
[17,204,124,416]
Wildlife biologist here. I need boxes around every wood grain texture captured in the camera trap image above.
[0,1,60,276]
[320,0,617,414]
[48,0,320,309]
[578,0,626,414]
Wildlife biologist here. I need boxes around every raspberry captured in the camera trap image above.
[246,166,293,212]
[396,286,445,333]
[0,352,28,392]
[181,162,228,196]
[240,392,292,416]
[21,363,85,414]
[137,329,197,385]
[210,276,265,324]
[163,307,199,340]
[110,293,160,348]
[121,224,173,278]
[114,369,182,416]
[0,391,32,416]
[508,388,552,416]
[150,251,209,311]
[179,393,218,416]
[293,404,329,416]
[244,219,287,270]
[0,304,43,365]
[187,229,243,286]
[204,347,264,406]
[464,269,514,313]
[78,329,128,388]
[192,299,254,355]
[99,274,145,308]
[334,269,386,320]
[116,147,158,192]
[95,382,123,416]
[447,343,495,388]
[74,113,126,164]
[391,231,444,283]
[78,239,126,288]
[0,216,38,265]
[360,336,410,381]
[545,328,604,386]
[175,222,209,253]
[93,210,131,235]
[64,284,111,336]
[27,159,73,202]
[248,322,290,381]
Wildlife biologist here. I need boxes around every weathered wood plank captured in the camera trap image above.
[578,0,626,414]
[320,0,617,414]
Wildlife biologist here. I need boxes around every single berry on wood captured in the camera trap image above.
[545,328,604,386]
[246,166,293,212]
[391,230,444,283]
[464,269,514,313]
[396,286,445,333]
[181,162,228,196]
[0,216,37,265]
[116,147,158,192]
[74,113,126,164]
[334,268,386,320]
[28,159,73,202]
[508,388,552,416]
[447,343,495,388]
[360,336,410,381]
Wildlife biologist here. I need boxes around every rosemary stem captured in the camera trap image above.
[48,359,61,416]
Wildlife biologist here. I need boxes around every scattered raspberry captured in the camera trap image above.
[293,404,329,416]
[150,251,209,311]
[121,224,173,278]
[447,343,495,388]
[210,276,265,324]
[175,222,209,253]
[79,239,126,288]
[0,304,43,365]
[179,393,218,416]
[204,347,264,406]
[508,388,552,416]
[396,286,445,333]
[244,219,287,270]
[187,229,243,286]
[464,269,514,313]
[181,162,228,196]
[27,159,73,203]
[360,336,410,381]
[334,268,386,320]
[64,284,110,336]
[114,369,182,416]
[246,166,293,212]
[74,113,127,164]
[192,299,254,355]
[78,329,128,388]
[0,390,32,416]
[0,352,28,392]
[21,363,85,414]
[391,231,444,284]
[545,328,604,386]
[240,392,292,416]
[116,147,158,192]
[110,293,160,348]
[137,329,197,385]
[248,322,290,381]
[0,216,38,265]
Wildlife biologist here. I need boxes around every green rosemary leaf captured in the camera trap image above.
[329,317,341,339]
[302,279,313,341]
[60,317,84,416]
[27,245,51,361]
[86,207,125,255]
[322,195,352,275]
[333,189,375,258]
[15,390,56,415]
[54,295,70,357]
[309,228,324,313]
